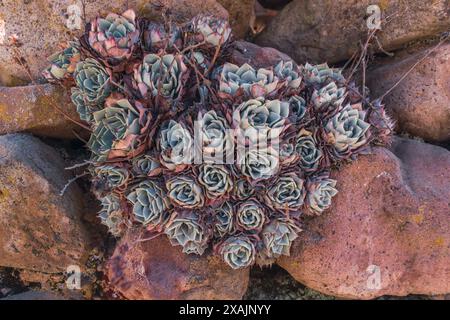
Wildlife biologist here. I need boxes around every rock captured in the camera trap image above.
[105,228,249,300]
[256,0,450,64]
[217,0,254,38]
[0,84,87,139]
[278,138,450,299]
[231,40,292,68]
[0,0,227,86]
[0,134,90,274]
[1,290,83,300]
[367,43,450,142]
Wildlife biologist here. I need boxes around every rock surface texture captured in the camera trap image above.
[0,134,90,273]
[256,0,450,64]
[278,138,450,299]
[106,228,250,300]
[0,84,86,139]
[367,43,450,142]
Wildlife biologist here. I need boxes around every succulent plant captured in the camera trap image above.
[311,81,346,117]
[261,217,301,259]
[196,110,233,164]
[219,63,279,98]
[236,200,266,232]
[191,15,231,47]
[133,53,187,100]
[92,165,130,192]
[233,179,256,200]
[197,164,233,200]
[166,176,205,209]
[325,103,371,159]
[214,201,235,237]
[288,95,307,124]
[126,180,170,229]
[159,120,193,171]
[233,98,289,143]
[74,58,111,104]
[43,41,80,81]
[302,63,345,87]
[71,88,96,123]
[238,146,280,181]
[218,236,256,269]
[264,173,306,212]
[98,194,126,237]
[165,211,209,255]
[274,60,302,89]
[295,129,323,173]
[143,22,182,52]
[132,154,161,177]
[88,98,147,161]
[306,175,338,214]
[88,9,139,62]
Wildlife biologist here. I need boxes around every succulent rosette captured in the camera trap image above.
[143,22,182,53]
[92,165,130,193]
[325,103,371,160]
[306,175,338,215]
[295,129,323,173]
[274,60,302,89]
[219,63,279,98]
[191,15,231,47]
[126,180,170,229]
[74,58,112,104]
[214,201,235,238]
[44,9,390,271]
[88,9,139,62]
[133,53,187,100]
[165,211,209,255]
[217,236,256,269]
[261,217,302,259]
[98,194,127,237]
[233,98,289,143]
[197,164,233,200]
[88,98,149,161]
[159,120,193,171]
[131,154,161,177]
[236,200,266,232]
[196,110,233,163]
[264,173,306,212]
[238,146,280,181]
[43,41,80,81]
[166,176,205,209]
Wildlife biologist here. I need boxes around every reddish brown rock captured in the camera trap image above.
[0,134,90,273]
[0,84,88,139]
[367,43,450,142]
[256,0,450,64]
[217,0,254,38]
[231,40,292,68]
[0,0,227,86]
[278,138,450,299]
[106,228,250,300]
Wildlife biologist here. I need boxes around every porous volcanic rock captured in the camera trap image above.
[277,138,450,299]
[367,43,450,142]
[0,0,228,86]
[256,0,450,64]
[105,228,250,300]
[0,134,90,273]
[0,84,86,139]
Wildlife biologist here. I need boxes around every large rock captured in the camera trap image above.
[367,43,450,142]
[278,138,450,299]
[231,40,292,68]
[0,0,227,86]
[256,0,450,64]
[0,84,87,139]
[0,134,90,273]
[217,0,254,38]
[106,228,249,300]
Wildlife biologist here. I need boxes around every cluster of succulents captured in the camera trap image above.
[44,9,392,270]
